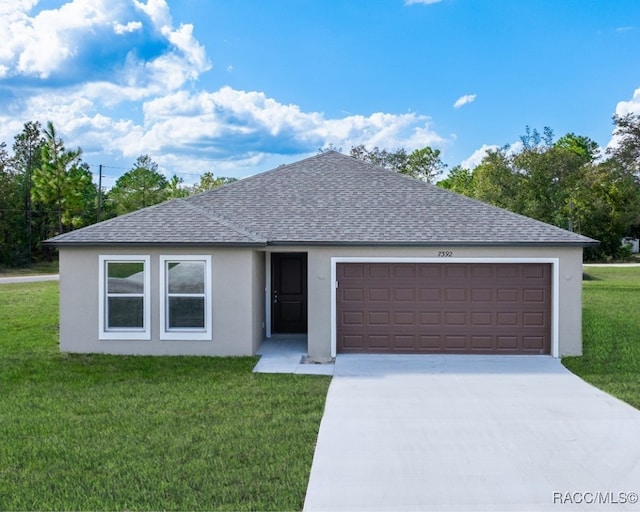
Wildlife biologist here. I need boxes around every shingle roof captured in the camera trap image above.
[48,151,598,247]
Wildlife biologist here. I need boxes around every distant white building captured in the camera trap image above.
[622,237,640,254]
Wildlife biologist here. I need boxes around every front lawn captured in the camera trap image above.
[563,266,640,410]
[0,282,330,511]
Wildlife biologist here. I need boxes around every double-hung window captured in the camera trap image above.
[99,255,151,340]
[160,255,212,340]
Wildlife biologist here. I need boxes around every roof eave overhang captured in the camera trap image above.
[46,241,268,248]
[265,240,601,248]
[46,239,600,249]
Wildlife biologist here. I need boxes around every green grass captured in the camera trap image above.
[563,266,640,410]
[0,282,330,511]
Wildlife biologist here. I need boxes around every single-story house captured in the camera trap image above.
[47,151,598,359]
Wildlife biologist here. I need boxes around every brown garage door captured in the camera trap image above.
[336,263,551,355]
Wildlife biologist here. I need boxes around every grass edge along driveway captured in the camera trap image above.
[0,281,330,511]
[563,266,640,411]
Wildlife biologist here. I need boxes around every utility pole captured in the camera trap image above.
[97,164,103,222]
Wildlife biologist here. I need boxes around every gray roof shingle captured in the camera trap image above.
[48,151,598,247]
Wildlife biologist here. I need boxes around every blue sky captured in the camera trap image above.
[1,0,639,188]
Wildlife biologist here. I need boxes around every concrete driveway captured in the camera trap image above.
[0,274,59,284]
[304,355,640,511]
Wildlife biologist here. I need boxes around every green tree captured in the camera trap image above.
[350,144,445,182]
[403,147,446,183]
[350,145,409,172]
[437,165,476,196]
[193,172,237,193]
[108,155,169,215]
[473,148,523,212]
[577,160,640,260]
[167,174,189,199]
[0,142,24,265]
[11,121,45,262]
[31,121,87,237]
[608,113,640,176]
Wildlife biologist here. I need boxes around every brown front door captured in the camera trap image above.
[336,263,551,354]
[272,253,308,333]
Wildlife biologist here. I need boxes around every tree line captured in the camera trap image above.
[344,115,640,261]
[0,121,235,266]
[2,115,638,267]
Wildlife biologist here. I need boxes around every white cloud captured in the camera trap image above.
[405,0,443,5]
[614,87,640,117]
[1,0,119,79]
[607,87,640,150]
[453,94,477,109]
[135,87,447,161]
[0,2,448,182]
[460,144,498,169]
[113,20,142,34]
[459,141,523,169]
[0,0,210,93]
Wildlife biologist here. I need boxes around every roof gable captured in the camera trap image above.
[48,151,598,247]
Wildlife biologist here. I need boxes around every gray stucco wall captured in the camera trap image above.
[59,244,584,359]
[59,246,257,356]
[250,251,266,353]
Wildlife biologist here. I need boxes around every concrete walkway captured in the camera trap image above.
[304,355,640,511]
[253,337,334,376]
[0,274,59,284]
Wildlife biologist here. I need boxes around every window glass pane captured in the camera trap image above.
[168,297,205,329]
[107,262,144,294]
[108,297,144,328]
[168,261,205,294]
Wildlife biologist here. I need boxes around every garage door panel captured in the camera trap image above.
[368,265,390,278]
[445,288,467,301]
[523,336,545,350]
[418,265,442,279]
[445,266,467,279]
[393,265,416,279]
[337,263,551,355]
[394,311,415,325]
[342,311,364,326]
[419,288,441,301]
[471,312,493,326]
[497,336,518,350]
[523,288,546,303]
[368,288,390,301]
[444,335,466,349]
[523,264,546,278]
[497,288,519,302]
[470,265,494,279]
[470,335,493,350]
[342,288,364,301]
[368,311,390,325]
[471,288,492,302]
[368,335,390,349]
[342,335,364,349]
[496,265,519,278]
[445,312,466,326]
[394,288,416,301]
[394,334,416,349]
[420,311,441,325]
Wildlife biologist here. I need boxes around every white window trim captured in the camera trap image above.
[99,255,151,341]
[159,255,212,341]
[330,257,560,358]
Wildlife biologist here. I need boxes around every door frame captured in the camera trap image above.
[330,257,560,358]
[265,251,309,337]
